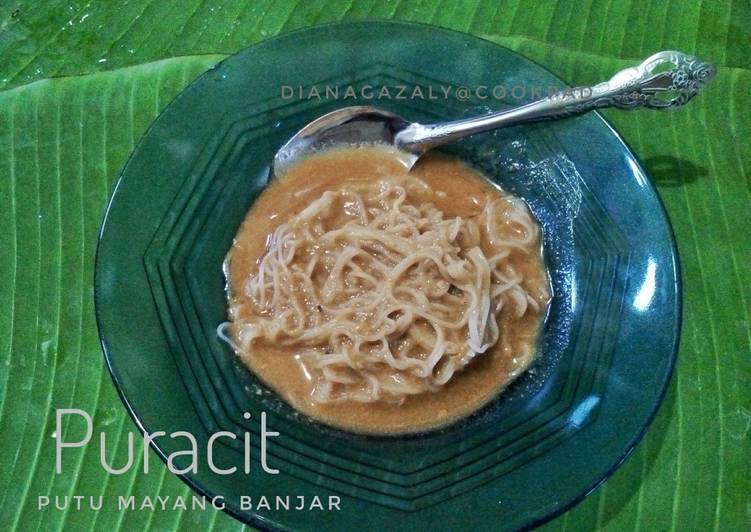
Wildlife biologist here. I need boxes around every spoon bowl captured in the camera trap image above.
[274,106,421,174]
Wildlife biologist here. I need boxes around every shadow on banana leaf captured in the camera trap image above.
[644,156,707,187]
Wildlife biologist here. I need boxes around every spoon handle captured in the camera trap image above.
[395,51,715,151]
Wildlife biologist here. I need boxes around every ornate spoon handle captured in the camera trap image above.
[396,51,716,151]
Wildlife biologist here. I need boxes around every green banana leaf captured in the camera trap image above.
[0,1,748,530]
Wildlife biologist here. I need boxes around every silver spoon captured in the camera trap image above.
[274,51,715,175]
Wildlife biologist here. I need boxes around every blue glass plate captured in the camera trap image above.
[95,21,680,531]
